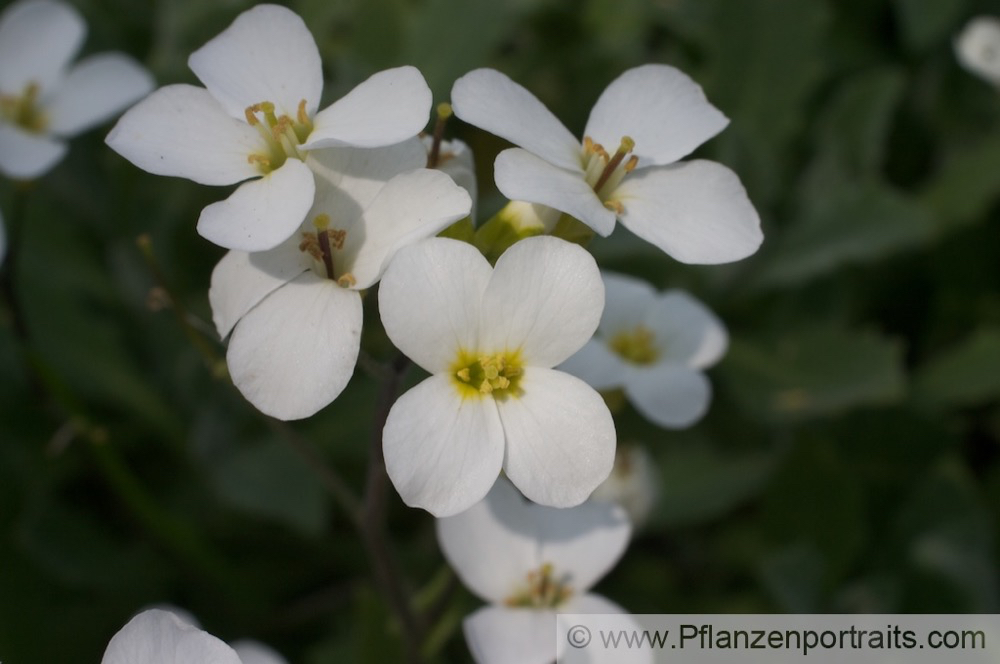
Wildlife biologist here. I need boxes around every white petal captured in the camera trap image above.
[46,53,153,137]
[597,271,657,337]
[615,160,763,264]
[188,4,322,119]
[557,340,627,392]
[584,64,729,168]
[451,68,580,171]
[339,169,471,288]
[644,290,728,369]
[559,595,654,664]
[956,16,1000,87]
[623,365,711,429]
[463,606,555,664]
[226,273,361,421]
[0,0,84,93]
[436,479,540,604]
[535,501,631,595]
[0,122,65,179]
[378,238,491,374]
[197,158,314,252]
[494,149,616,236]
[306,137,427,214]
[105,84,262,185]
[564,592,628,614]
[383,374,504,517]
[101,609,241,664]
[230,640,288,664]
[208,234,310,339]
[425,136,478,216]
[304,66,432,149]
[480,236,603,367]
[499,368,616,508]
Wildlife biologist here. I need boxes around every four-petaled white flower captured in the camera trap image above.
[437,479,636,664]
[0,0,153,179]
[560,272,728,429]
[209,139,471,421]
[102,609,287,664]
[106,3,432,252]
[451,65,763,264]
[590,444,660,528]
[955,16,1000,87]
[379,235,616,516]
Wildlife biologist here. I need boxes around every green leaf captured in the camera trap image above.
[921,126,1000,234]
[913,327,1000,408]
[722,327,906,421]
[654,444,776,528]
[893,0,968,51]
[753,183,935,288]
[212,438,328,536]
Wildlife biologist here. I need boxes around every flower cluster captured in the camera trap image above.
[96,3,763,660]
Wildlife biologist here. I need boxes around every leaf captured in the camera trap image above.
[722,327,906,421]
[211,438,328,536]
[752,183,935,288]
[654,444,776,528]
[913,327,1000,408]
[921,126,1000,234]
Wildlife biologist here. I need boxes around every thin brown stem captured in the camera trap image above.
[359,353,424,663]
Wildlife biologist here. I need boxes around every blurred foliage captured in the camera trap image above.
[2,0,1000,661]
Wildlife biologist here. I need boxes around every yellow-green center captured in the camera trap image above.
[608,326,659,365]
[1,82,47,134]
[451,350,523,399]
[581,135,638,214]
[245,99,312,174]
[504,563,573,609]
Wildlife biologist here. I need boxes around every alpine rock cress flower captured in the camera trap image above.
[106,4,432,252]
[0,0,152,179]
[378,235,616,516]
[451,65,763,264]
[209,139,471,420]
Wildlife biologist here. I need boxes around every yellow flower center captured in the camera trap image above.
[298,214,355,287]
[608,325,659,365]
[1,82,47,134]
[451,350,523,399]
[504,563,573,609]
[581,135,638,214]
[245,99,312,174]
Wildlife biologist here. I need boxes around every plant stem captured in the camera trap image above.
[359,353,425,663]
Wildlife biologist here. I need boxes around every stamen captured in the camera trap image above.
[604,200,624,214]
[337,273,356,288]
[592,136,634,194]
[427,102,453,168]
[317,228,337,280]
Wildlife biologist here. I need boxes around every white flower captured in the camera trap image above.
[378,235,616,516]
[102,609,287,664]
[209,139,471,420]
[106,4,432,252]
[589,444,660,528]
[560,272,728,429]
[450,65,763,264]
[437,479,635,664]
[0,0,153,179]
[955,16,1000,87]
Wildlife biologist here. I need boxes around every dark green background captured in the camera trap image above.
[1,0,999,660]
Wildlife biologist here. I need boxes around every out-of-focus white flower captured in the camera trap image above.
[590,444,660,528]
[209,139,470,421]
[0,0,153,179]
[451,65,762,264]
[106,4,432,252]
[955,16,1000,87]
[560,272,728,429]
[437,479,638,664]
[379,236,616,516]
[102,609,287,664]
